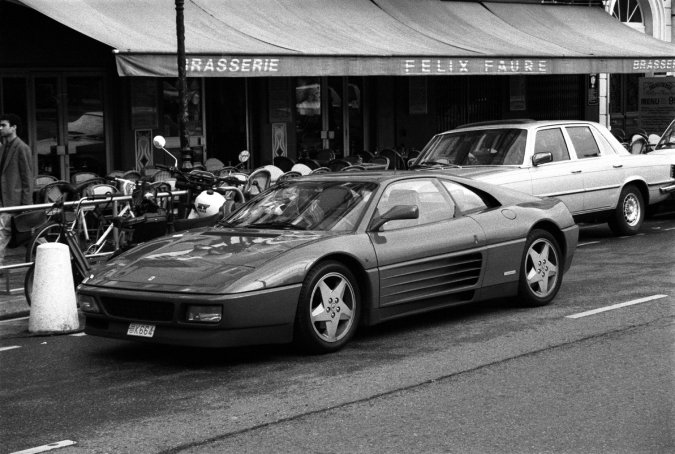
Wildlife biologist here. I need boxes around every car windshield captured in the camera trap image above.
[655,120,675,150]
[223,180,377,231]
[415,128,528,166]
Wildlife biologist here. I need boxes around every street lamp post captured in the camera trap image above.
[175,0,192,169]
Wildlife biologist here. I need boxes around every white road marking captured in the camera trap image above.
[665,227,675,231]
[577,241,600,247]
[0,346,21,352]
[9,440,76,454]
[0,316,29,324]
[566,294,669,319]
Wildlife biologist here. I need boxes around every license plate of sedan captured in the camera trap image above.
[127,323,156,338]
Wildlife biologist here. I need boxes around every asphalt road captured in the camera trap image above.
[1,212,673,454]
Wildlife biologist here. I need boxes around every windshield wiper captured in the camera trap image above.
[248,221,307,230]
[410,160,461,169]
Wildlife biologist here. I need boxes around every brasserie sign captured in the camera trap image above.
[115,54,672,77]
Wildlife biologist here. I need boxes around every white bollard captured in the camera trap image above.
[28,242,80,334]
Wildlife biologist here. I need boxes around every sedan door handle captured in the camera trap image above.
[613,164,623,168]
[571,170,582,174]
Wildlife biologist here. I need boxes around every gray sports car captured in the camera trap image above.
[78,171,578,353]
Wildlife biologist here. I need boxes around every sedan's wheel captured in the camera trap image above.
[294,261,360,354]
[518,229,562,307]
[608,185,644,236]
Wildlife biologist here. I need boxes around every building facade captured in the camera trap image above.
[1,0,674,181]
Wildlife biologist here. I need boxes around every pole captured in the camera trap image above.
[175,0,192,169]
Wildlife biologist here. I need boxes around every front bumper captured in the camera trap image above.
[80,283,302,348]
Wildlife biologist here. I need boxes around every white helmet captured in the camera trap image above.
[263,165,284,183]
[189,189,226,219]
[291,163,311,175]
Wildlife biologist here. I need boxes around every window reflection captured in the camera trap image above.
[161,78,203,137]
[295,77,322,156]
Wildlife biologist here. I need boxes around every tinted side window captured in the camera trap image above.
[534,128,570,162]
[567,126,601,158]
[376,179,453,230]
[440,181,488,214]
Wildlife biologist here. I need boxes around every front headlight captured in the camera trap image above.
[78,294,101,313]
[186,305,222,323]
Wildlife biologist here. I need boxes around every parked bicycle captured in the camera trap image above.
[23,192,113,306]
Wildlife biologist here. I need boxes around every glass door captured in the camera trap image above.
[66,76,106,177]
[326,77,344,156]
[295,77,322,158]
[34,76,63,178]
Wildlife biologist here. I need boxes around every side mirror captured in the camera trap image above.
[152,135,166,148]
[152,135,179,168]
[238,150,250,163]
[370,205,419,231]
[648,134,660,146]
[532,152,553,167]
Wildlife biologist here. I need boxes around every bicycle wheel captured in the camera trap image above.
[24,261,85,307]
[23,264,34,306]
[24,222,62,263]
[84,212,134,256]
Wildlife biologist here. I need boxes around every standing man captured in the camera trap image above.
[0,113,34,268]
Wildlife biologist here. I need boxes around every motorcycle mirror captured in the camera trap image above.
[153,135,166,148]
[152,135,178,168]
[238,150,250,163]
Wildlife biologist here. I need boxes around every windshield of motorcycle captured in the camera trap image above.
[223,180,377,231]
[416,128,528,166]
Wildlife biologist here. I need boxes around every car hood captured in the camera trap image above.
[84,228,329,292]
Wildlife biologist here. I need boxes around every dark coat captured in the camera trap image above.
[0,137,34,207]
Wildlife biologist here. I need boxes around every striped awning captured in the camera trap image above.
[20,0,675,77]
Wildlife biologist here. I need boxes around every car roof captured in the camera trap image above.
[296,170,541,205]
[296,169,504,190]
[449,119,602,133]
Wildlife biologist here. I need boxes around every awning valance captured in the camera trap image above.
[20,0,675,76]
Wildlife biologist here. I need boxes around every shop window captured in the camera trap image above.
[160,78,203,137]
[295,77,322,157]
[0,77,28,143]
[606,0,643,23]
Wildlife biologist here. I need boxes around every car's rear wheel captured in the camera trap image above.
[294,261,360,354]
[608,184,644,236]
[518,229,562,307]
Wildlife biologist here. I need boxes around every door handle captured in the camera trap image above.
[613,164,623,168]
[571,170,582,174]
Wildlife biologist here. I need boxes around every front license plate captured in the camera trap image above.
[127,323,156,338]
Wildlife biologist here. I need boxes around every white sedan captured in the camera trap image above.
[412,120,675,235]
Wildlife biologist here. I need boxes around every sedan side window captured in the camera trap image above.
[534,128,570,162]
[567,126,601,158]
[376,179,454,230]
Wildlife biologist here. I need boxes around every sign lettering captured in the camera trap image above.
[403,59,549,74]
[186,57,280,74]
[633,59,675,71]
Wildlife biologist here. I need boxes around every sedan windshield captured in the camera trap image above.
[415,128,528,166]
[655,120,675,150]
[223,180,377,231]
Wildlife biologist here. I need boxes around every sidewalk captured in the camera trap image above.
[1,245,86,339]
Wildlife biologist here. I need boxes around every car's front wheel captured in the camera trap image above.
[608,184,644,236]
[294,261,360,354]
[518,229,562,307]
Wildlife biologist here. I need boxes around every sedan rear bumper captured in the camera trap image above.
[659,183,675,194]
